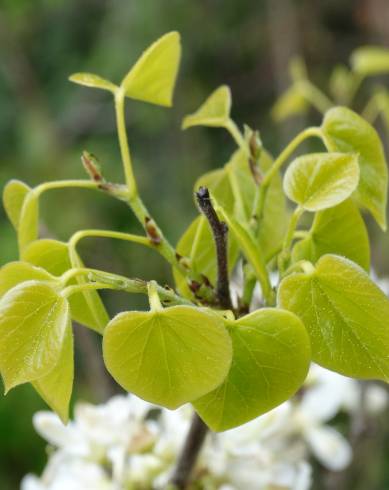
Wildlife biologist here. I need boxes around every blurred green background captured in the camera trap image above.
[1,0,389,488]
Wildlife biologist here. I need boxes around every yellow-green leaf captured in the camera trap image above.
[278,254,389,381]
[182,85,231,129]
[351,46,389,76]
[18,190,39,253]
[283,152,360,212]
[33,323,74,424]
[322,107,388,229]
[0,281,70,391]
[292,199,370,271]
[68,73,117,93]
[194,308,310,431]
[3,180,31,230]
[121,31,181,107]
[271,85,308,122]
[22,239,109,333]
[0,261,55,298]
[103,306,232,409]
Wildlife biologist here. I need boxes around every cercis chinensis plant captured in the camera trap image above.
[1,32,389,482]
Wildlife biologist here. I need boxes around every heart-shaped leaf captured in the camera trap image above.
[292,199,370,271]
[0,261,56,298]
[322,107,388,229]
[18,190,39,253]
[121,31,181,107]
[351,46,389,76]
[278,254,389,381]
[33,322,74,423]
[22,239,109,333]
[2,180,31,230]
[69,73,117,93]
[182,86,231,129]
[103,306,232,409]
[194,308,310,431]
[283,152,359,211]
[0,281,70,391]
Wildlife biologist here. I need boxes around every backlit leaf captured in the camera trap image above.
[278,254,389,381]
[283,152,359,211]
[272,85,308,122]
[103,306,232,409]
[292,199,370,271]
[22,239,109,333]
[122,31,181,107]
[0,281,69,391]
[68,73,117,93]
[351,46,389,76]
[0,261,55,298]
[194,308,310,431]
[322,107,388,229]
[3,180,31,230]
[18,190,39,253]
[182,86,231,129]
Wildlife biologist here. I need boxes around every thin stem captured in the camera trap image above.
[253,126,324,224]
[278,206,304,277]
[170,413,209,489]
[362,94,380,123]
[225,119,248,155]
[196,187,233,310]
[62,282,115,298]
[35,180,99,197]
[69,229,152,251]
[148,281,163,311]
[297,80,333,114]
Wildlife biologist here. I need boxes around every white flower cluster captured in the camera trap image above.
[21,364,387,490]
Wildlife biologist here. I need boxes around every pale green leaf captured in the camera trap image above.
[195,167,234,213]
[182,86,231,129]
[283,152,360,211]
[121,31,181,107]
[322,106,388,229]
[271,85,308,122]
[33,323,74,424]
[2,180,31,230]
[68,73,117,93]
[329,65,355,103]
[103,306,232,409]
[0,281,69,391]
[194,308,310,431]
[351,46,389,76]
[18,190,39,253]
[278,254,389,381]
[0,261,55,298]
[292,199,370,271]
[22,239,109,333]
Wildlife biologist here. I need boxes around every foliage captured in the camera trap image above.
[1,32,389,459]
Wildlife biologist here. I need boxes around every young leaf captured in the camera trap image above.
[278,254,389,381]
[283,152,359,212]
[121,31,181,107]
[182,86,231,129]
[0,261,55,297]
[2,180,31,230]
[32,323,74,424]
[22,239,109,333]
[351,46,389,76]
[103,306,232,409]
[292,199,370,271]
[68,73,117,93]
[17,190,39,252]
[0,281,70,391]
[194,308,310,431]
[271,85,308,122]
[322,107,388,229]
[329,65,355,103]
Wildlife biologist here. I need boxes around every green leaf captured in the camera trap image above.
[68,73,117,93]
[0,281,70,391]
[283,152,359,212]
[351,46,389,76]
[0,261,55,298]
[103,306,232,409]
[18,190,39,253]
[194,308,310,431]
[182,86,231,129]
[292,199,370,271]
[32,323,74,424]
[2,180,31,230]
[22,239,109,333]
[121,31,181,107]
[271,85,308,122]
[329,65,355,103]
[322,107,388,229]
[278,254,389,381]
[195,167,234,213]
